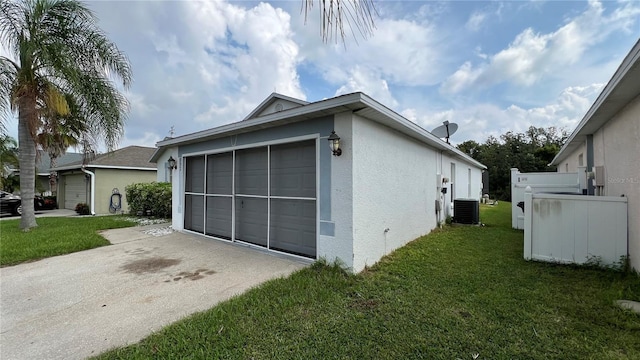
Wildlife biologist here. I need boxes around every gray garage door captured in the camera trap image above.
[64,174,87,210]
[184,139,316,258]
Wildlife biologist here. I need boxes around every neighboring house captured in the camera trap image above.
[550,39,640,271]
[151,92,486,272]
[52,146,157,215]
[6,151,83,195]
[36,152,83,195]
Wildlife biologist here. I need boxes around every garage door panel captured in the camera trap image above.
[185,195,204,233]
[64,174,87,210]
[235,148,267,196]
[270,140,315,198]
[185,156,205,193]
[206,197,232,239]
[207,153,232,195]
[270,199,316,258]
[235,197,267,247]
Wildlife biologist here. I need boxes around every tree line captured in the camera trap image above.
[457,126,568,201]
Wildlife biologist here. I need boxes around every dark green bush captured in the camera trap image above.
[125,182,172,218]
[75,203,90,215]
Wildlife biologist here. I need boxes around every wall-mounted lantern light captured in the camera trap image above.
[328,131,342,156]
[167,156,177,170]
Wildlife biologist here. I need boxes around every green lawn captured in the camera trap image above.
[0,216,135,266]
[94,202,638,359]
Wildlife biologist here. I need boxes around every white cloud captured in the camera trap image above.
[334,66,398,108]
[441,0,640,94]
[87,0,304,146]
[298,16,445,88]
[411,84,604,144]
[466,11,488,31]
[120,131,163,150]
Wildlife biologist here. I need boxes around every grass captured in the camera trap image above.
[92,202,638,359]
[0,216,135,266]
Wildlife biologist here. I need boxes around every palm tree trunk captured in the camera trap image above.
[18,95,38,230]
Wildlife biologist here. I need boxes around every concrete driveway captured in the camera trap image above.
[0,225,308,359]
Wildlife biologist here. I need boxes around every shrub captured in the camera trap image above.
[125,182,172,218]
[43,196,57,209]
[75,203,90,215]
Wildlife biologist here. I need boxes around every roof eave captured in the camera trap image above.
[550,39,640,166]
[155,92,366,149]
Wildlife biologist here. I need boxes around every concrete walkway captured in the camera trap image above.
[0,225,308,359]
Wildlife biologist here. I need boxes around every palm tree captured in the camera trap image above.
[0,0,132,230]
[37,93,86,194]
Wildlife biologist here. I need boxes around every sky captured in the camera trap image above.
[3,0,640,150]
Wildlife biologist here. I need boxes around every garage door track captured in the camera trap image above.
[0,224,307,359]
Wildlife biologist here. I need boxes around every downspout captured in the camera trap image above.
[81,166,96,215]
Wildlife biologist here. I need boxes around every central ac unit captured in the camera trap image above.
[453,199,480,225]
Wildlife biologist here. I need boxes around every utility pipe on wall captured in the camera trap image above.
[81,166,96,215]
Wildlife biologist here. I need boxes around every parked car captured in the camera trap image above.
[0,190,46,215]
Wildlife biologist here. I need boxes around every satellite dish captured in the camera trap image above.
[431,120,458,144]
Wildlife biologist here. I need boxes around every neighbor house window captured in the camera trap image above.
[578,153,584,167]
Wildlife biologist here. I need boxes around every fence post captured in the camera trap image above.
[524,186,533,260]
[511,168,519,229]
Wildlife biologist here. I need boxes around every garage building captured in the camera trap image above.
[151,92,485,272]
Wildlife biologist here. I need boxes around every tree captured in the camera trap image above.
[457,126,567,201]
[0,134,18,190]
[37,93,87,194]
[302,0,377,44]
[0,0,132,230]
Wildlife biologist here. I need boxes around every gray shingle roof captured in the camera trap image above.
[37,152,83,173]
[52,146,156,170]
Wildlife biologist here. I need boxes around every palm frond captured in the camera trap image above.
[0,0,25,56]
[303,0,377,45]
[0,56,19,127]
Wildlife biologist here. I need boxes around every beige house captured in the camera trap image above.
[52,146,157,215]
[550,39,640,271]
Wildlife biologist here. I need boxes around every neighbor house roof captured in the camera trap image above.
[52,146,156,171]
[550,39,640,166]
[151,92,486,170]
[36,152,83,175]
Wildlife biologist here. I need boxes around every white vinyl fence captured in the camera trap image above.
[511,168,584,229]
[523,187,628,266]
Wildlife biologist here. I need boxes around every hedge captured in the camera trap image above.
[125,182,172,218]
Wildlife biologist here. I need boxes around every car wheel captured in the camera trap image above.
[14,203,22,216]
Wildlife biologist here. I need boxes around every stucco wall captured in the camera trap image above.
[93,169,156,214]
[155,149,175,183]
[350,114,439,272]
[593,94,640,270]
[318,111,354,269]
[439,152,483,218]
[558,143,587,173]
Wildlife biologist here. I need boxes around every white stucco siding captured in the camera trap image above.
[318,112,354,269]
[157,147,182,231]
[437,153,483,219]
[558,144,587,173]
[351,115,438,272]
[593,95,640,270]
[442,153,482,201]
